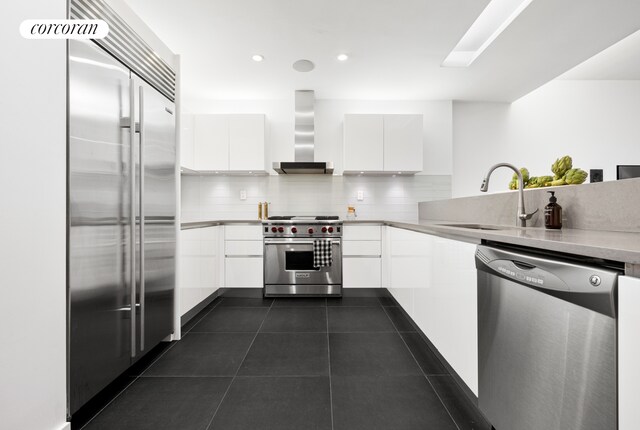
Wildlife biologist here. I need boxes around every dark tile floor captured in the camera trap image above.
[74,288,491,430]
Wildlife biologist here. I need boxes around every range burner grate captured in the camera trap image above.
[267,215,340,221]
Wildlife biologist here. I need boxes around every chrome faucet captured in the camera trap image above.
[480,163,538,227]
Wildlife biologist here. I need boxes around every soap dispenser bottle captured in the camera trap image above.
[544,191,562,229]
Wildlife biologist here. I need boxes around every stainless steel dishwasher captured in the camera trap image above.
[476,244,621,430]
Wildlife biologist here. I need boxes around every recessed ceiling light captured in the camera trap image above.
[337,54,349,61]
[252,54,264,62]
[442,0,535,67]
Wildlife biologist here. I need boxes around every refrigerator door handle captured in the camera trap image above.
[129,78,137,358]
[139,85,145,352]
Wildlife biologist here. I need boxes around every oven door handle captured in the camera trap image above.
[264,240,339,246]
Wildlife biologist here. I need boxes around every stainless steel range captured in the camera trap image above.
[263,216,343,297]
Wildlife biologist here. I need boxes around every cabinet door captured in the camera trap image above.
[619,275,640,430]
[343,114,384,172]
[388,227,478,395]
[344,258,381,287]
[193,114,228,171]
[179,227,220,317]
[229,114,265,171]
[180,114,195,170]
[425,236,477,395]
[383,114,423,173]
[225,257,263,287]
[388,227,431,318]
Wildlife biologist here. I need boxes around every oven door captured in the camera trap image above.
[264,238,342,287]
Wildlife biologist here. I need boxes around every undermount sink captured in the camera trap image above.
[437,223,509,231]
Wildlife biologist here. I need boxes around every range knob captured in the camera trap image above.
[278,226,284,233]
[291,227,298,233]
[271,227,278,233]
[321,227,328,233]
[328,227,334,233]
[308,228,314,234]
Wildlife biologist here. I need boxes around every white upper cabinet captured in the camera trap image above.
[194,114,229,171]
[343,114,384,172]
[228,114,265,171]
[383,114,423,173]
[343,113,423,174]
[192,114,266,172]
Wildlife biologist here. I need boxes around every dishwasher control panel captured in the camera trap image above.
[487,259,569,292]
[496,265,546,286]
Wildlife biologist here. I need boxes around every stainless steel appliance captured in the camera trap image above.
[68,0,176,416]
[263,216,342,296]
[476,245,620,430]
[272,91,334,174]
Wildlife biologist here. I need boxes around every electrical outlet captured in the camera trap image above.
[357,190,364,201]
[590,169,603,183]
[240,190,247,200]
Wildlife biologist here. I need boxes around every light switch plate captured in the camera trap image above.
[357,190,364,201]
[240,190,247,200]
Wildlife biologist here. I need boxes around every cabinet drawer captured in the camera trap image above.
[225,240,263,256]
[343,225,381,241]
[225,257,263,288]
[343,240,381,256]
[390,239,432,256]
[225,225,263,240]
[343,258,381,288]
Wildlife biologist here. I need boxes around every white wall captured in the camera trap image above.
[452,80,640,197]
[183,98,453,175]
[0,1,69,430]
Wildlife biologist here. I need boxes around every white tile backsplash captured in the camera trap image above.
[181,175,451,222]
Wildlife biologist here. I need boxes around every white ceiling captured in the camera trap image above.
[558,29,640,80]
[124,0,640,103]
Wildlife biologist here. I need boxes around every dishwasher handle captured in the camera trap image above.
[512,260,536,270]
[476,245,619,318]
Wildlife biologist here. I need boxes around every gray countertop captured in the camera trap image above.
[181,219,640,265]
[181,220,262,230]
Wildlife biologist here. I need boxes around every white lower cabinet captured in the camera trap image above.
[223,224,263,288]
[224,225,263,241]
[343,225,382,288]
[178,226,221,317]
[619,275,640,430]
[388,227,478,395]
[423,236,478,395]
[343,258,381,288]
[225,240,262,256]
[225,258,263,288]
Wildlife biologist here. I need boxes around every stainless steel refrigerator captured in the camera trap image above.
[68,37,176,415]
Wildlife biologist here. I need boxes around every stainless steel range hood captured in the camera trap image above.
[273,90,334,174]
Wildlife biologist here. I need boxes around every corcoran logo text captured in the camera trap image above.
[20,20,109,39]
